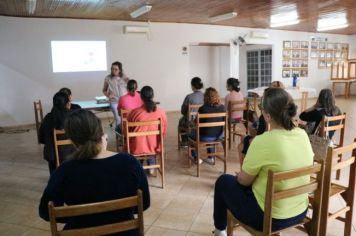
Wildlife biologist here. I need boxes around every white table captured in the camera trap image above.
[73,100,110,111]
[247,87,317,112]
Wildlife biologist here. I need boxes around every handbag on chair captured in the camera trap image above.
[309,122,332,161]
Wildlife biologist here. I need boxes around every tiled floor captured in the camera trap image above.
[0,96,355,235]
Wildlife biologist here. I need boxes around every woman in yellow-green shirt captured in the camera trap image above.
[212,88,313,236]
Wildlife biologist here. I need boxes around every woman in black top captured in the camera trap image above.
[39,92,74,174]
[299,88,341,138]
[190,87,225,164]
[39,110,150,236]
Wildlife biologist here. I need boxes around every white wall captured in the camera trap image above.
[0,16,351,126]
[189,46,230,97]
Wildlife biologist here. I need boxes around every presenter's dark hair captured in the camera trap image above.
[191,77,203,90]
[262,88,297,130]
[65,110,103,160]
[111,61,123,77]
[226,78,240,92]
[140,86,156,113]
[59,87,72,96]
[127,80,138,95]
[52,92,70,129]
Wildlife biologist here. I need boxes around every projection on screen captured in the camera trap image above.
[51,41,107,73]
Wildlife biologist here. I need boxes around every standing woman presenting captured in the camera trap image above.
[102,61,129,129]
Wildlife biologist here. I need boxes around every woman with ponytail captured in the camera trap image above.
[39,110,150,235]
[225,77,244,122]
[39,91,74,174]
[127,86,167,171]
[212,88,313,236]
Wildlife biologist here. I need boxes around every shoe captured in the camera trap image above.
[147,169,157,177]
[190,156,203,164]
[204,157,215,165]
[212,229,227,236]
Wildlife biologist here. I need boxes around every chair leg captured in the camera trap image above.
[197,147,200,177]
[178,127,181,150]
[160,154,165,189]
[188,145,191,167]
[336,154,342,180]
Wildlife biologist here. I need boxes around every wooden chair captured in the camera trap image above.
[115,109,131,152]
[227,100,248,150]
[34,100,44,144]
[53,129,73,168]
[178,104,202,150]
[125,119,165,188]
[320,113,346,180]
[316,141,356,236]
[48,190,144,236]
[187,112,228,177]
[227,163,324,236]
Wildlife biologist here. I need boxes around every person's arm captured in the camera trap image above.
[181,96,189,116]
[299,109,321,122]
[237,170,256,186]
[102,78,110,97]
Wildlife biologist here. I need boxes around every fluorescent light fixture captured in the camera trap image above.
[270,4,299,28]
[26,0,36,14]
[271,19,300,28]
[209,12,237,23]
[317,11,348,31]
[130,5,152,18]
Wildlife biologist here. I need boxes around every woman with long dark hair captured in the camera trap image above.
[299,88,341,137]
[39,110,150,235]
[126,86,167,172]
[39,91,72,174]
[212,88,313,236]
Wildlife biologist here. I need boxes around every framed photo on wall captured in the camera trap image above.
[283,49,291,58]
[282,69,291,78]
[292,41,300,49]
[310,50,318,58]
[318,60,326,68]
[301,41,309,49]
[326,51,333,59]
[319,51,325,58]
[327,43,334,50]
[301,50,308,58]
[283,41,291,48]
[311,42,318,49]
[292,60,300,67]
[283,60,291,68]
[301,60,308,68]
[292,50,300,58]
[300,69,308,77]
[292,69,300,77]
[341,43,349,50]
[326,61,332,67]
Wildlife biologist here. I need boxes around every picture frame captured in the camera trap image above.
[301,60,308,68]
[326,61,332,67]
[326,51,333,59]
[301,50,308,58]
[335,51,341,59]
[319,42,326,50]
[319,51,325,58]
[311,42,318,49]
[283,41,291,48]
[292,41,300,49]
[292,69,300,77]
[341,43,349,50]
[336,43,342,50]
[282,69,291,78]
[318,60,326,68]
[283,60,291,68]
[300,69,308,77]
[292,50,300,58]
[327,43,334,50]
[310,50,318,58]
[283,49,291,58]
[292,60,300,68]
[301,41,309,49]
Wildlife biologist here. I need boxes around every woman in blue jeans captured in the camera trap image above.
[190,87,225,164]
[213,88,313,236]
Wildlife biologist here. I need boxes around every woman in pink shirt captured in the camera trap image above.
[117,79,143,111]
[127,86,167,168]
[225,78,244,122]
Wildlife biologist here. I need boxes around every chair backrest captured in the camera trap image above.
[48,190,144,236]
[320,113,346,146]
[263,163,324,235]
[228,100,247,119]
[187,104,202,122]
[53,129,73,168]
[120,109,131,130]
[34,100,44,143]
[125,118,163,155]
[196,112,227,141]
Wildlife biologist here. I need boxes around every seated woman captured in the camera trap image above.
[126,86,167,173]
[225,77,244,122]
[59,87,82,110]
[39,91,74,175]
[117,79,143,111]
[299,88,341,138]
[39,110,150,235]
[237,81,285,167]
[178,77,204,144]
[213,87,313,236]
[190,87,225,164]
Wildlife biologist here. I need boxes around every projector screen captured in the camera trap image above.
[51,41,107,73]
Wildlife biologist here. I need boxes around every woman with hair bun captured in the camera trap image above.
[225,78,244,122]
[39,110,150,235]
[212,88,313,236]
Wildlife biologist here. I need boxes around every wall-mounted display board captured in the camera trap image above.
[309,42,349,69]
[282,40,309,78]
